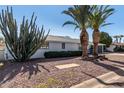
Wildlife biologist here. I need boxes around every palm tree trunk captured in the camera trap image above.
[80,29,89,59]
[117,38,119,43]
[116,38,117,43]
[120,37,121,43]
[93,29,100,58]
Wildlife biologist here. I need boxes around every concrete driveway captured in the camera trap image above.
[103,53,124,88]
[105,53,124,62]
[103,76,124,88]
[72,53,124,88]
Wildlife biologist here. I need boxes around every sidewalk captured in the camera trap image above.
[71,67,124,88]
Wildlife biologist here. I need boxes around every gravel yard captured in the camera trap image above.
[0,53,124,88]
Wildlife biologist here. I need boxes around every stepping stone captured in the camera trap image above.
[55,63,80,69]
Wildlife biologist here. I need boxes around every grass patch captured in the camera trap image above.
[36,83,49,88]
[35,77,63,88]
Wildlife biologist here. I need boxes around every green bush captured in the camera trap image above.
[114,47,124,52]
[44,51,82,58]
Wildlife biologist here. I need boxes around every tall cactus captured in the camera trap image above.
[0,7,49,62]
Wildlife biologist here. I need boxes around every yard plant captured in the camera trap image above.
[62,5,90,60]
[100,32,112,47]
[44,51,82,58]
[113,35,124,43]
[89,5,114,57]
[0,7,49,62]
[63,5,115,59]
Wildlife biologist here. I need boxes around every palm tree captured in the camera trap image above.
[62,5,90,59]
[119,35,124,43]
[113,35,119,43]
[89,5,115,57]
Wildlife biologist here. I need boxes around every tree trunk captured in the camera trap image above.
[120,38,121,43]
[117,38,118,43]
[80,29,89,60]
[93,29,100,58]
[116,38,117,43]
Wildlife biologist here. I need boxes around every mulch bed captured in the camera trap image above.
[0,55,124,88]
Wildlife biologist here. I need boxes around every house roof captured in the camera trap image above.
[112,42,124,46]
[46,35,105,45]
[46,35,80,43]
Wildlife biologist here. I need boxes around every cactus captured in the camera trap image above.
[0,7,49,62]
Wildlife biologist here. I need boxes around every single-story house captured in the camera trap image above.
[4,35,106,60]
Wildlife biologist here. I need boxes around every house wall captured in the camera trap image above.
[107,45,116,52]
[4,42,80,60]
[4,41,106,60]
[48,42,79,51]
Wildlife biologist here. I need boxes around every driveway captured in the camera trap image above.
[71,53,124,88]
[103,76,124,88]
[105,53,124,62]
[103,53,124,88]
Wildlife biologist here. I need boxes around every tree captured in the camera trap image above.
[62,5,90,59]
[89,5,115,57]
[118,35,124,43]
[113,35,119,43]
[113,35,124,43]
[0,7,49,62]
[100,32,112,47]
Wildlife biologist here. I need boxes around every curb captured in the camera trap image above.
[71,68,124,88]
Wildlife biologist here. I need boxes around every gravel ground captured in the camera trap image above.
[0,54,124,88]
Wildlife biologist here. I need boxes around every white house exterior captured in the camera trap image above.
[107,45,116,52]
[4,35,106,60]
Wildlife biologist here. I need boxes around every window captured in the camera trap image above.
[62,43,65,49]
[41,42,49,49]
[103,45,106,51]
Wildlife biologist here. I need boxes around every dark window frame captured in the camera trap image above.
[62,43,65,49]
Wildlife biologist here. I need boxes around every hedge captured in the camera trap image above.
[114,47,124,52]
[44,51,82,58]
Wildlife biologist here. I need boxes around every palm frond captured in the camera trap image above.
[89,5,115,29]
[62,21,77,27]
[62,5,90,30]
[101,23,114,27]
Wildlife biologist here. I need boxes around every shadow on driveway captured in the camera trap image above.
[81,59,124,87]
[81,71,124,87]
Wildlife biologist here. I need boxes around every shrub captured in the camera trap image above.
[44,51,82,58]
[35,77,62,88]
[114,47,124,52]
[100,32,112,47]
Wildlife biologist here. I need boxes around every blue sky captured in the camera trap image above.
[0,5,124,41]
